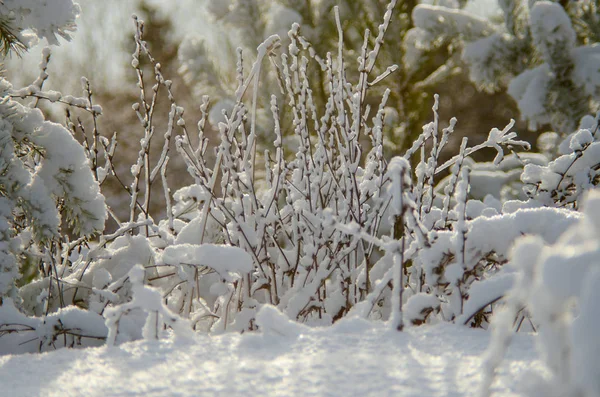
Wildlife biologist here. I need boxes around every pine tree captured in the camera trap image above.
[409,0,600,135]
[0,1,106,302]
[0,16,26,56]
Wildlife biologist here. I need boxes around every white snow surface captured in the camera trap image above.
[0,319,542,397]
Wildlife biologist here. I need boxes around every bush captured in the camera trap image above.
[480,189,600,397]
[0,10,599,397]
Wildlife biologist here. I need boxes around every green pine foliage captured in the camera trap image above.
[409,0,600,135]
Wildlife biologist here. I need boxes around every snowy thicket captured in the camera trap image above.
[408,0,600,134]
[0,2,599,395]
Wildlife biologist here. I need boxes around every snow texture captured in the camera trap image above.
[161,243,253,280]
[0,0,80,46]
[412,4,495,40]
[529,1,576,65]
[0,320,542,397]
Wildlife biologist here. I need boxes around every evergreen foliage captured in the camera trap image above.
[409,0,600,134]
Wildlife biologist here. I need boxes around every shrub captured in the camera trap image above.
[480,189,600,397]
[0,9,599,393]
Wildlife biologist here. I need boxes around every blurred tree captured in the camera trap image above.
[176,0,464,154]
[410,0,600,135]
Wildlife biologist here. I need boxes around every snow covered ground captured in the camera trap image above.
[0,318,542,397]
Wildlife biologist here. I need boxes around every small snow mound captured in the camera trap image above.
[161,243,252,280]
[330,315,378,334]
[255,305,307,337]
[569,129,594,152]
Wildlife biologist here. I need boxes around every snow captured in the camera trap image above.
[462,33,515,90]
[572,44,600,98]
[529,1,576,64]
[507,65,552,130]
[0,0,80,46]
[412,5,495,39]
[161,243,253,280]
[264,3,303,43]
[463,0,502,18]
[478,190,600,396]
[456,270,514,326]
[571,269,600,397]
[0,320,543,397]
